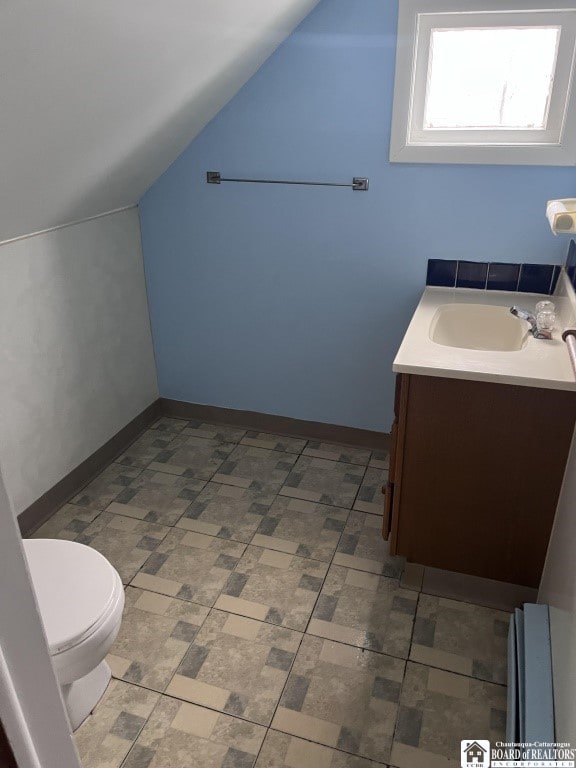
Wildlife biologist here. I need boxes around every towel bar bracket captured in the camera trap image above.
[206,171,369,191]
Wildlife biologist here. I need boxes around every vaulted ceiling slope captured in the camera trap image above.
[0,0,320,243]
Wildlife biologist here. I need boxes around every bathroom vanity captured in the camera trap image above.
[386,275,576,587]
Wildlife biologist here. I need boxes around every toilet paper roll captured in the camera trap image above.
[546,200,576,234]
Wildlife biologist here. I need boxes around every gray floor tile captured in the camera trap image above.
[390,662,506,768]
[117,431,175,469]
[106,469,206,526]
[149,417,188,436]
[72,512,172,584]
[280,455,365,509]
[353,468,388,516]
[255,730,386,767]
[272,635,404,764]
[71,463,143,511]
[175,481,276,543]
[166,609,302,726]
[240,430,307,454]
[368,451,389,470]
[39,418,509,767]
[148,435,236,480]
[182,421,247,443]
[123,696,266,768]
[301,441,372,466]
[308,564,417,658]
[108,587,210,692]
[74,679,159,768]
[214,545,328,631]
[334,512,404,578]
[250,495,349,562]
[212,445,298,494]
[410,595,509,683]
[31,503,101,540]
[132,528,246,606]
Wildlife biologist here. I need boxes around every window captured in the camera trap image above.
[390,0,576,164]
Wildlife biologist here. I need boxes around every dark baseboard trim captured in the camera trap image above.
[160,399,389,450]
[18,397,387,536]
[18,400,162,537]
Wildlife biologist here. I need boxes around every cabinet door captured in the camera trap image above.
[394,374,576,586]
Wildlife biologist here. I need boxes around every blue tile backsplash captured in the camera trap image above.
[456,261,488,289]
[486,263,520,292]
[517,263,555,294]
[427,257,562,295]
[426,259,458,287]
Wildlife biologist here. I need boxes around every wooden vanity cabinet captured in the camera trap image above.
[383,373,576,587]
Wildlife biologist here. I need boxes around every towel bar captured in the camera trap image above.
[562,329,576,379]
[206,171,369,191]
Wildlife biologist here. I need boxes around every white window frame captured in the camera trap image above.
[390,0,576,165]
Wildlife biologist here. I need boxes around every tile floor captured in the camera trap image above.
[32,417,510,768]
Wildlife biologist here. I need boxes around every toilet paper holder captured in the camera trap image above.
[546,198,576,234]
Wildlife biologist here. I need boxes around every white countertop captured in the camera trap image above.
[393,270,576,391]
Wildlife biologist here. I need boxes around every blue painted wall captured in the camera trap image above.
[139,0,576,431]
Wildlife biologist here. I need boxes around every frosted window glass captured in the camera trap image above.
[424,27,559,129]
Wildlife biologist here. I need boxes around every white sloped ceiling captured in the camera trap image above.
[0,0,320,242]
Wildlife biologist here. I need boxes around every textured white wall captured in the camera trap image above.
[539,426,576,745]
[0,0,320,242]
[0,208,158,516]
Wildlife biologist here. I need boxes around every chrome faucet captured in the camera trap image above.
[510,306,552,339]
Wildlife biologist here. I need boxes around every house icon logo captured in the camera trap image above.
[461,740,490,767]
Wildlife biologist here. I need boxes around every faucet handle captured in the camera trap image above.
[536,308,556,334]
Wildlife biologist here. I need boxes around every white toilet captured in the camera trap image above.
[23,538,125,730]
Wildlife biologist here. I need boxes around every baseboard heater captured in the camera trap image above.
[507,603,555,742]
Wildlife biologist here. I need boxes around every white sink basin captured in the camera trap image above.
[429,303,529,351]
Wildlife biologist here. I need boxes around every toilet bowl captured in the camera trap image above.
[23,538,125,730]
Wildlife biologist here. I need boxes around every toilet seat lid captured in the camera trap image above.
[23,538,121,654]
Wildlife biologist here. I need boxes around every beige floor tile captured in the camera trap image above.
[71,463,143,511]
[368,451,389,470]
[280,456,365,509]
[108,586,210,691]
[308,564,416,658]
[353,468,388,515]
[240,431,307,454]
[393,662,506,765]
[410,594,509,683]
[175,481,277,543]
[74,679,159,768]
[166,609,302,726]
[121,695,266,768]
[251,495,349,562]
[334,512,404,579]
[68,512,171,584]
[133,528,246,606]
[255,730,385,768]
[302,442,372,466]
[213,544,328,631]
[149,417,188,436]
[107,469,207,526]
[148,434,236,480]
[31,503,101,540]
[116,430,175,469]
[213,445,298,495]
[272,635,404,764]
[181,421,247,443]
